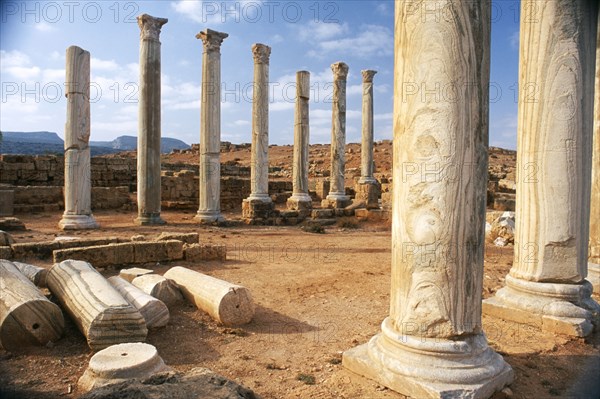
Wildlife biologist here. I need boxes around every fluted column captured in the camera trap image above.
[324,62,350,208]
[483,1,599,337]
[359,70,377,184]
[287,71,312,211]
[195,29,228,223]
[343,2,513,397]
[135,14,167,226]
[59,46,98,230]
[588,15,600,294]
[247,44,271,202]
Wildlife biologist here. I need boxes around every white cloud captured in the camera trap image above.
[171,0,263,24]
[50,51,61,61]
[374,112,393,121]
[316,24,393,59]
[232,119,250,126]
[272,34,284,44]
[35,22,56,32]
[295,21,350,42]
[1,50,31,67]
[91,58,119,71]
[375,3,390,16]
[42,68,65,82]
[509,31,519,50]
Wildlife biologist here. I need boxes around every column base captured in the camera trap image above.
[286,194,312,212]
[59,214,99,230]
[483,275,600,337]
[343,318,513,399]
[358,176,377,184]
[322,192,351,209]
[194,211,225,224]
[246,193,272,203]
[242,198,276,222]
[134,213,166,226]
[354,182,381,209]
[587,262,600,295]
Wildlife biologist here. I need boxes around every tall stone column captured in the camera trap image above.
[483,1,600,337]
[343,2,513,397]
[59,46,98,230]
[359,70,376,184]
[195,29,228,224]
[324,62,350,209]
[135,14,167,226]
[588,15,600,294]
[287,71,312,213]
[242,44,275,223]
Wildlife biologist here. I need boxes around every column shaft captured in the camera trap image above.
[195,29,228,223]
[59,46,98,230]
[359,70,376,184]
[483,0,600,337]
[136,14,167,226]
[325,62,350,208]
[248,44,271,202]
[288,71,312,210]
[343,2,512,397]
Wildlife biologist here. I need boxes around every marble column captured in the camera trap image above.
[324,62,350,208]
[343,2,513,398]
[135,14,167,226]
[195,29,228,223]
[483,1,600,337]
[358,70,377,184]
[588,15,600,294]
[59,46,98,230]
[246,43,271,202]
[287,71,312,211]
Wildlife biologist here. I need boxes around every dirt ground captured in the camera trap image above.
[1,209,599,399]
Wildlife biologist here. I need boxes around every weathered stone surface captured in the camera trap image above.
[47,260,147,351]
[0,230,14,246]
[155,232,199,245]
[131,274,183,307]
[483,1,600,337]
[164,266,254,326]
[79,367,257,399]
[135,14,168,226]
[120,267,154,283]
[12,261,48,287]
[108,277,169,328]
[315,179,330,201]
[0,246,12,259]
[195,29,228,224]
[59,45,98,231]
[359,70,377,185]
[326,62,350,204]
[0,260,64,351]
[0,217,26,231]
[184,243,227,262]
[589,15,600,295]
[344,2,512,398]
[487,211,515,247]
[353,182,380,209]
[0,190,14,216]
[78,342,169,392]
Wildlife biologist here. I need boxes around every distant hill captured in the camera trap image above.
[1,132,190,155]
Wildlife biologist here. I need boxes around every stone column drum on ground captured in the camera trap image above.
[287,71,312,212]
[195,29,228,224]
[242,44,275,221]
[588,17,600,295]
[135,14,168,226]
[343,2,513,398]
[483,1,600,337]
[324,62,350,209]
[59,46,99,230]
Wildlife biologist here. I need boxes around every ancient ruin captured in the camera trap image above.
[135,14,168,226]
[195,29,228,224]
[482,1,600,337]
[58,46,98,230]
[589,19,600,295]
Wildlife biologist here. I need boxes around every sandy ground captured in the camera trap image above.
[1,209,599,399]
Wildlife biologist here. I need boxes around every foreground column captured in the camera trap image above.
[242,44,274,223]
[287,71,312,213]
[135,14,167,226]
[343,2,513,397]
[323,62,350,209]
[483,1,600,337]
[195,29,228,224]
[588,18,600,295]
[355,69,380,209]
[59,46,98,230]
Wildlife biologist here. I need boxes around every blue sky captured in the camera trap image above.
[1,0,521,149]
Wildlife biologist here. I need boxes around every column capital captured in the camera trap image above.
[361,70,377,83]
[252,43,271,64]
[331,62,349,80]
[137,14,168,41]
[196,29,229,53]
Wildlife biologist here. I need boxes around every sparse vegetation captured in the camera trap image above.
[296,373,315,385]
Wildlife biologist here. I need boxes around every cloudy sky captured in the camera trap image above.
[1,1,520,148]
